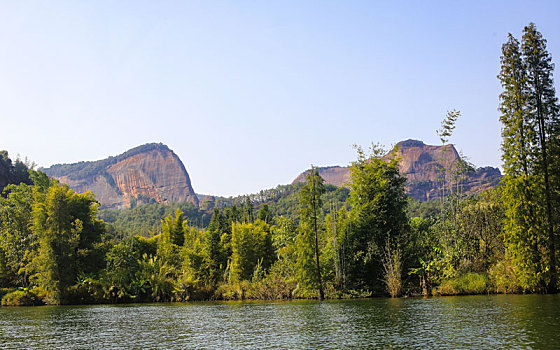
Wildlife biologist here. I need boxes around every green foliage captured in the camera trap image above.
[436,109,460,145]
[99,202,207,239]
[436,273,489,296]
[161,209,186,247]
[488,258,522,294]
[0,183,35,288]
[136,255,174,302]
[6,34,560,304]
[1,289,43,306]
[0,151,32,193]
[230,221,274,283]
[257,204,272,224]
[31,182,105,304]
[295,167,326,299]
[346,144,409,291]
[323,206,350,288]
[105,237,143,297]
[381,242,402,297]
[68,274,105,304]
[499,24,560,292]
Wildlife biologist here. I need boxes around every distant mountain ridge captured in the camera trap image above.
[43,143,198,209]
[293,140,501,201]
[42,139,501,210]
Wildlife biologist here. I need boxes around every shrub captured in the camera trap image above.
[382,244,402,298]
[488,259,522,294]
[1,290,43,306]
[436,273,489,295]
[0,288,14,300]
[68,277,106,304]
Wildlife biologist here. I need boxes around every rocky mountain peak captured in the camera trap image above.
[43,143,198,209]
[293,140,501,201]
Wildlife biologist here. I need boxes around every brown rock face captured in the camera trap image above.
[43,143,199,209]
[292,166,352,187]
[293,139,501,201]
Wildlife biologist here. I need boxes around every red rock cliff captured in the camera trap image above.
[293,139,501,201]
[43,143,199,209]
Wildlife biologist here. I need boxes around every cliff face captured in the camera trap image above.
[293,139,501,201]
[43,143,199,209]
[292,166,352,187]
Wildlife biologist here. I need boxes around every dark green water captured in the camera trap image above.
[1,294,559,349]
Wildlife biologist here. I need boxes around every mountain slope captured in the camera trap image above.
[293,139,501,201]
[43,143,199,209]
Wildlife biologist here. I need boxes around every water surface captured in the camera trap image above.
[1,294,558,349]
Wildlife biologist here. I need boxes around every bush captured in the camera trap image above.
[68,278,106,304]
[0,288,14,300]
[216,281,251,300]
[436,273,489,295]
[488,259,522,294]
[1,290,43,306]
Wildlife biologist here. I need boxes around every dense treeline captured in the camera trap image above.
[1,23,559,305]
[0,151,32,192]
[98,183,349,238]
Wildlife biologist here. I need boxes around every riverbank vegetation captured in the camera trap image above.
[1,23,559,305]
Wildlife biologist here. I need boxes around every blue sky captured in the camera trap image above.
[1,1,559,196]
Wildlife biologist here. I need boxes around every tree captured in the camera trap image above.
[31,183,104,304]
[203,208,228,283]
[499,32,542,291]
[0,183,35,288]
[436,109,460,145]
[0,151,32,194]
[435,109,461,218]
[105,237,143,300]
[257,204,272,225]
[229,221,273,282]
[296,166,326,299]
[499,25,560,292]
[324,206,350,288]
[346,144,408,293]
[161,209,186,247]
[522,23,560,292]
[242,197,254,223]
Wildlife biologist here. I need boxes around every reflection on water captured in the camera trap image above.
[0,295,558,349]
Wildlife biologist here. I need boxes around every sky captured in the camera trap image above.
[1,1,559,197]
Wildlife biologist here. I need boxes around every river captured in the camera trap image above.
[1,294,559,349]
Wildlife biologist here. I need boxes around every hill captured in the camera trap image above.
[293,139,501,201]
[43,143,199,209]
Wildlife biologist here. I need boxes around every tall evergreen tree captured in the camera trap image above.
[204,208,228,282]
[522,23,560,292]
[498,33,539,291]
[498,27,560,292]
[242,197,254,224]
[296,167,326,299]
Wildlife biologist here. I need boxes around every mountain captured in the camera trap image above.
[43,143,199,209]
[293,139,502,201]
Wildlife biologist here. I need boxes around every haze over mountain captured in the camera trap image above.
[43,144,198,209]
[293,140,501,201]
